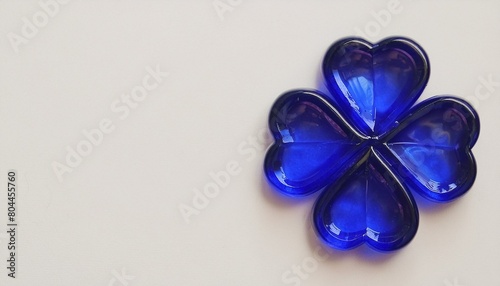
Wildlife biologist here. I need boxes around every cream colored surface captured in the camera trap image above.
[0,1,499,285]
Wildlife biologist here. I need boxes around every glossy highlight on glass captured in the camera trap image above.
[264,37,480,251]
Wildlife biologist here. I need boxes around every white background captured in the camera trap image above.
[1,1,500,285]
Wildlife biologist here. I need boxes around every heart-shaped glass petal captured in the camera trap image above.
[313,150,419,251]
[322,37,429,136]
[382,97,480,201]
[265,90,365,197]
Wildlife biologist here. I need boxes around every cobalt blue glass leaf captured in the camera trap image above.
[322,37,429,136]
[265,90,365,197]
[313,150,418,251]
[263,36,480,252]
[381,97,480,202]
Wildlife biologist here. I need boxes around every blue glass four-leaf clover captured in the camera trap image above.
[264,37,480,251]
